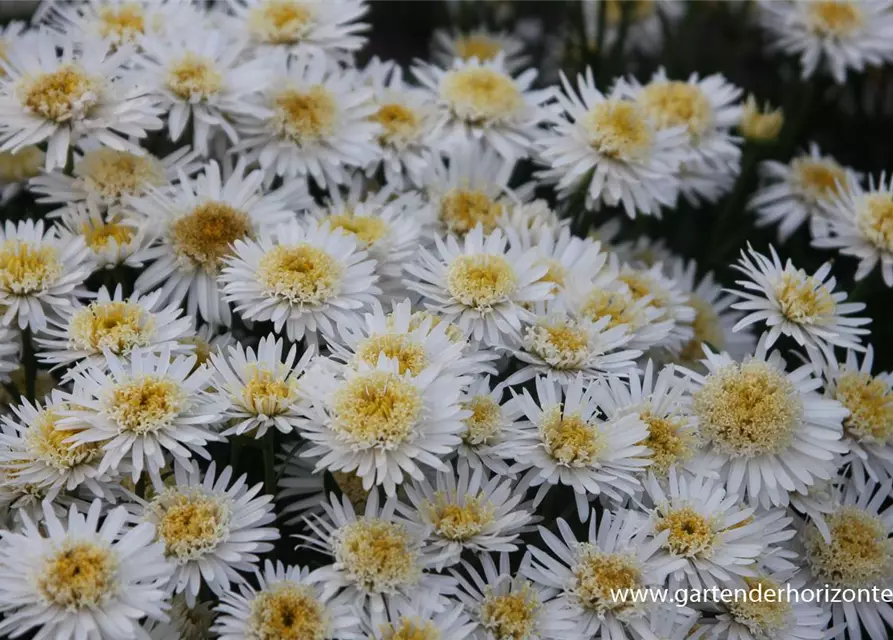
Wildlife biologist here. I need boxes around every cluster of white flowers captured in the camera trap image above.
[0,1,892,639]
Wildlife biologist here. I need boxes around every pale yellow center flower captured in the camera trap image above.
[0,146,44,182]
[247,582,327,640]
[155,490,231,560]
[331,371,422,449]
[0,239,62,294]
[372,103,421,146]
[540,406,603,467]
[454,34,503,62]
[440,67,523,124]
[773,271,835,324]
[332,519,420,593]
[354,333,428,375]
[480,583,541,640]
[654,505,717,558]
[440,189,504,235]
[274,86,338,145]
[21,65,99,122]
[107,375,187,435]
[581,100,653,161]
[77,148,165,201]
[804,506,893,588]
[446,254,518,310]
[572,545,642,615]
[38,541,117,608]
[68,300,155,355]
[248,0,315,45]
[171,201,252,272]
[835,371,893,444]
[857,193,893,252]
[806,1,864,37]
[461,395,502,446]
[27,407,101,470]
[427,493,494,541]
[97,3,146,42]
[257,244,343,305]
[638,81,712,138]
[727,577,792,637]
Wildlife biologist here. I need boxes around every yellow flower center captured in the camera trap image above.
[107,375,187,435]
[0,146,44,182]
[654,505,717,558]
[333,471,369,510]
[274,86,338,145]
[480,584,540,640]
[77,148,165,201]
[806,1,864,37]
[38,541,116,609]
[68,300,155,355]
[540,406,603,467]
[572,545,642,615]
[693,361,803,458]
[248,0,315,45]
[405,311,466,343]
[791,157,847,202]
[82,221,135,251]
[640,411,695,476]
[167,53,222,101]
[581,100,654,161]
[440,189,504,235]
[535,258,567,293]
[380,617,440,640]
[241,364,299,416]
[446,254,518,310]
[461,395,502,446]
[21,65,99,122]
[580,288,645,330]
[804,506,893,588]
[0,239,62,294]
[740,97,784,143]
[857,193,893,252]
[354,333,429,375]
[327,213,388,247]
[171,201,252,273]
[97,3,146,42]
[372,103,421,145]
[257,243,343,306]
[836,371,893,444]
[678,295,724,364]
[638,81,712,138]
[454,34,503,62]
[427,493,494,541]
[331,371,422,449]
[773,271,835,323]
[727,577,792,637]
[154,490,231,561]
[332,519,420,593]
[179,336,212,367]
[524,319,591,370]
[27,407,100,470]
[440,68,523,124]
[248,583,327,640]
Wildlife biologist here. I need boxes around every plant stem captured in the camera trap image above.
[263,432,276,496]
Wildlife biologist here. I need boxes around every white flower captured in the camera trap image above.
[413,53,553,160]
[299,355,466,495]
[209,334,314,438]
[220,219,381,344]
[0,145,44,204]
[813,172,893,286]
[363,592,475,640]
[0,325,19,380]
[405,226,553,347]
[758,0,893,84]
[456,375,524,476]
[0,500,173,640]
[749,143,858,242]
[507,374,650,521]
[56,201,152,269]
[615,260,696,350]
[643,469,796,591]
[300,491,455,631]
[684,338,849,508]
[400,458,536,569]
[38,285,194,372]
[30,145,202,219]
[0,31,163,171]
[212,559,362,640]
[131,159,303,325]
[232,51,380,188]
[431,28,530,73]
[142,462,279,605]
[136,28,272,155]
[61,346,224,486]
[226,0,369,60]
[0,218,93,331]
[824,346,893,489]
[451,551,577,640]
[142,595,214,640]
[537,68,688,218]
[44,0,202,46]
[521,508,688,640]
[729,244,870,366]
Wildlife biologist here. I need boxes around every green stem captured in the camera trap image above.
[263,432,276,496]
[707,147,759,264]
[21,328,35,403]
[275,438,304,485]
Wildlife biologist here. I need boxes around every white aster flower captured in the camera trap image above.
[729,244,870,367]
[44,0,201,46]
[456,375,523,476]
[142,595,214,640]
[233,51,379,188]
[0,500,173,640]
[0,218,93,331]
[221,218,380,344]
[522,508,688,640]
[131,159,302,325]
[38,285,194,372]
[758,0,893,84]
[507,374,650,521]
[300,491,455,631]
[643,469,796,591]
[136,28,272,155]
[537,68,688,218]
[61,346,224,486]
[685,338,849,508]
[0,145,44,204]
[226,0,369,60]
[212,559,362,640]
[0,324,19,380]
[749,143,858,242]
[57,201,152,269]
[405,225,553,347]
[413,53,553,160]
[616,260,696,350]
[451,551,577,640]
[814,172,893,286]
[432,27,530,73]
[401,458,536,569]
[496,198,564,236]
[143,462,279,605]
[364,592,475,640]
[0,31,163,171]
[210,334,314,438]
[299,355,466,495]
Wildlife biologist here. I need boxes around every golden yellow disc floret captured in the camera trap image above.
[331,371,423,449]
[68,300,155,355]
[479,583,541,640]
[170,202,252,273]
[806,1,864,37]
[773,271,835,323]
[581,100,654,161]
[332,519,420,593]
[638,81,712,138]
[247,0,315,45]
[26,407,100,471]
[154,489,231,561]
[22,66,99,122]
[726,576,792,637]
[257,244,343,305]
[540,406,603,467]
[38,541,117,608]
[654,505,717,558]
[107,375,187,435]
[77,148,165,201]
[447,254,518,310]
[427,493,494,541]
[857,193,893,252]
[372,103,421,146]
[273,86,338,146]
[461,395,502,446]
[835,371,893,444]
[247,582,328,640]
[571,545,642,615]
[354,333,428,376]
[440,68,523,124]
[804,506,893,588]
[0,240,62,294]
[440,189,504,235]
